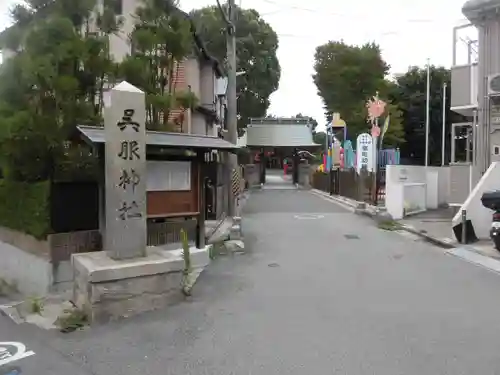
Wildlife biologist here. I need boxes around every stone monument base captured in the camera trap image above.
[72,245,210,324]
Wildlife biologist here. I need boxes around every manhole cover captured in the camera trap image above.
[344,234,359,239]
[293,214,324,220]
[268,263,280,268]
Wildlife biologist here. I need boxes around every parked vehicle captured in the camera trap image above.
[480,190,500,251]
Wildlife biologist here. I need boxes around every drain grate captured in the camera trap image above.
[344,234,359,239]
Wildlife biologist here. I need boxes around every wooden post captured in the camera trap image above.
[196,154,206,249]
[292,148,299,184]
[260,149,266,184]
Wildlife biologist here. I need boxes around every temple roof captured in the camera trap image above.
[245,123,319,148]
[77,125,238,151]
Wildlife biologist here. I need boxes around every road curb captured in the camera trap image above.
[399,224,456,249]
[309,189,358,212]
[447,247,500,274]
[309,189,458,249]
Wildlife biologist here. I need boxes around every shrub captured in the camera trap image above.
[0,179,50,238]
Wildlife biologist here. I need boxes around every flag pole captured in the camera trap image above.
[425,58,431,166]
[441,82,447,166]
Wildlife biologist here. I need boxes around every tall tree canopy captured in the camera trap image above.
[313,41,405,147]
[190,6,281,133]
[0,0,195,181]
[119,0,198,131]
[389,66,467,165]
[293,113,318,133]
[0,0,123,181]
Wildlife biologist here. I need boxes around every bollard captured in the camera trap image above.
[329,169,333,195]
[461,209,467,244]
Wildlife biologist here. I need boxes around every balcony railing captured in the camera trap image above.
[451,23,478,116]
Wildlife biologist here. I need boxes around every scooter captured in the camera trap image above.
[480,190,500,251]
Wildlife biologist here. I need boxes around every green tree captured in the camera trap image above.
[313,131,326,146]
[313,41,405,147]
[0,0,122,181]
[293,113,318,133]
[389,66,467,165]
[119,0,197,130]
[190,5,281,133]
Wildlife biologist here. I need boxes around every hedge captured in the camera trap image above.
[0,179,51,239]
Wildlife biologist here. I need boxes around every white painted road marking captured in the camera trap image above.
[293,214,325,220]
[0,343,35,367]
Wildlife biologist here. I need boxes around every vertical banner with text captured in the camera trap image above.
[356,133,374,173]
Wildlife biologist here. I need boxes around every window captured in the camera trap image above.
[494,146,500,155]
[147,161,191,191]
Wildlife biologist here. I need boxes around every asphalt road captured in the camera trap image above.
[5,184,500,374]
[0,313,87,375]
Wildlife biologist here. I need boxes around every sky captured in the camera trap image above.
[0,0,475,131]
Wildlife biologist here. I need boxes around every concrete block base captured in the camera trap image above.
[72,245,210,324]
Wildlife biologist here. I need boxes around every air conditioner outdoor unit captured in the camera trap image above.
[488,73,500,95]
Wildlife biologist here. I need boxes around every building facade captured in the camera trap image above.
[0,0,227,137]
[451,0,500,174]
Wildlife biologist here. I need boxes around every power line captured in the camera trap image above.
[276,30,400,39]
[260,0,466,25]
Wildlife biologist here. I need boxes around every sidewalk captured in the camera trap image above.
[401,209,500,260]
[310,188,500,260]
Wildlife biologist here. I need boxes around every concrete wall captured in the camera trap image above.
[0,226,93,297]
[0,242,52,296]
[449,163,479,204]
[385,165,451,220]
[452,161,500,239]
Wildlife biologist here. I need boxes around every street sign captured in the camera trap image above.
[356,133,374,173]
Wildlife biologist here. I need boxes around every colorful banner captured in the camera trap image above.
[381,114,390,140]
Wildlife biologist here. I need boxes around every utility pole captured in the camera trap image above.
[425,58,430,167]
[441,82,447,166]
[226,0,238,217]
[217,0,238,217]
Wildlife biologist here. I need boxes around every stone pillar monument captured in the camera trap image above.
[104,81,147,259]
[72,81,210,324]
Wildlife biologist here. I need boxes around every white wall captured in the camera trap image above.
[449,164,476,204]
[385,165,451,220]
[452,161,500,239]
[0,241,53,296]
[385,167,405,219]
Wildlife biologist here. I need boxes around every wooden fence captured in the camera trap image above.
[49,218,198,264]
[312,168,385,205]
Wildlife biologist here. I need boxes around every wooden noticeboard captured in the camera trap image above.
[146,161,199,217]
